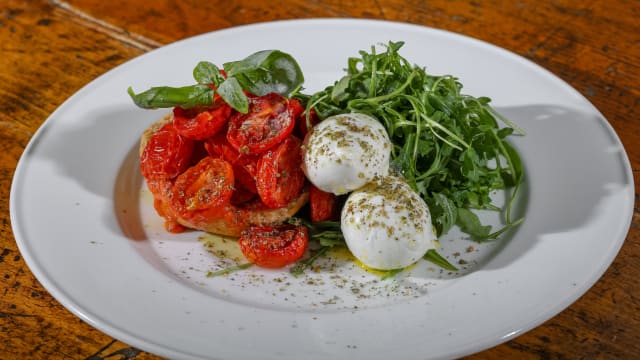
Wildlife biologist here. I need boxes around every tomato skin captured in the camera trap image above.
[205,132,240,162]
[205,133,259,194]
[172,101,231,140]
[230,181,257,205]
[309,184,338,222]
[288,98,304,121]
[238,225,308,268]
[170,157,235,214]
[255,136,305,209]
[295,107,319,138]
[226,93,296,155]
[140,122,194,180]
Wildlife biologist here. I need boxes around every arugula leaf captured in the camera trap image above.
[290,246,329,276]
[424,249,458,271]
[206,263,254,277]
[456,207,492,240]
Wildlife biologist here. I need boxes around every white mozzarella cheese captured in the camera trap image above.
[302,113,391,195]
[341,175,437,270]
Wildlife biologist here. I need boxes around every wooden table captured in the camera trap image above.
[1,0,638,359]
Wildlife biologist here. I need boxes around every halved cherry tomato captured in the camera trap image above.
[287,98,318,137]
[189,140,210,166]
[152,197,187,233]
[140,122,194,180]
[230,181,257,205]
[172,100,231,140]
[309,184,338,222]
[226,93,296,155]
[297,108,319,137]
[238,224,308,268]
[288,97,305,121]
[171,157,235,213]
[233,155,259,194]
[255,136,305,209]
[205,133,259,193]
[205,132,240,162]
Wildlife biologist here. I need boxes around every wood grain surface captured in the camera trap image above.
[1,0,638,359]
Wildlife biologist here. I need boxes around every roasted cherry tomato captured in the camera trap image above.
[288,97,305,121]
[230,181,257,205]
[206,133,259,193]
[238,224,308,268]
[226,93,296,155]
[255,136,305,209]
[171,157,235,213]
[233,155,259,194]
[205,132,240,162]
[297,108,319,137]
[309,184,338,222]
[172,100,231,140]
[287,99,318,137]
[140,122,194,180]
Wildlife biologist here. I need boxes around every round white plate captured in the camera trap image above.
[10,19,634,360]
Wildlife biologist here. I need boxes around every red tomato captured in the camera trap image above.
[238,224,308,268]
[140,122,194,180]
[309,184,338,222]
[171,157,235,213]
[233,155,259,194]
[205,132,240,162]
[172,101,231,140]
[226,93,296,155]
[205,133,259,193]
[255,136,305,209]
[152,197,187,233]
[189,140,210,166]
[288,97,304,121]
[230,181,257,205]
[291,101,319,137]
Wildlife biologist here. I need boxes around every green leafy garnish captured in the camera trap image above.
[289,218,345,276]
[206,262,254,277]
[305,41,525,241]
[128,50,304,113]
[424,249,458,271]
[127,84,213,109]
[223,50,304,98]
[289,246,330,277]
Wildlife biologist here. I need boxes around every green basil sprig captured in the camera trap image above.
[127,50,304,113]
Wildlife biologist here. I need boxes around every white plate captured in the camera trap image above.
[10,19,634,360]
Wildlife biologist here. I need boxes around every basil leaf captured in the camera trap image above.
[127,84,213,109]
[193,61,224,85]
[217,77,249,113]
[223,50,304,97]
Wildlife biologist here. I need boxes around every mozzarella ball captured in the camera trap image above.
[302,113,391,195]
[341,175,437,270]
